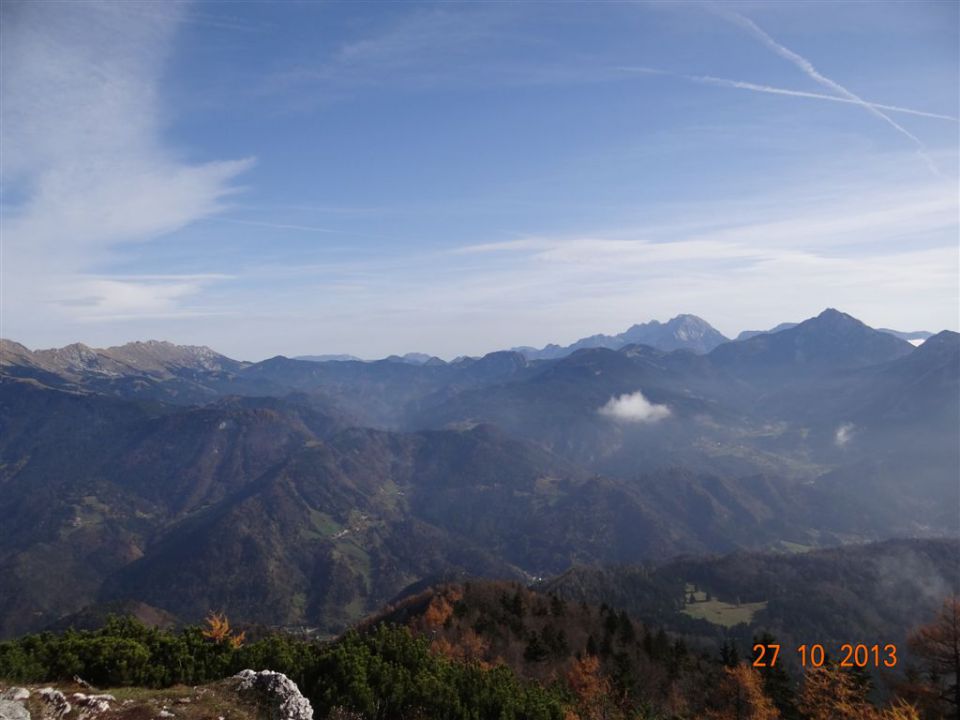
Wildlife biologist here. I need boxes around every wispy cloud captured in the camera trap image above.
[267,5,514,96]
[835,422,855,447]
[1,1,252,337]
[237,171,957,358]
[50,273,237,322]
[262,4,626,103]
[215,218,341,234]
[721,9,942,176]
[64,277,225,321]
[458,188,958,257]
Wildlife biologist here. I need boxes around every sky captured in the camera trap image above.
[1,0,958,361]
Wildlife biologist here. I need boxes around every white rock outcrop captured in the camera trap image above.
[233,669,313,720]
[70,692,115,716]
[0,699,30,720]
[0,689,29,703]
[38,688,71,718]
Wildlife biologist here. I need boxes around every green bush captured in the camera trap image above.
[0,617,567,720]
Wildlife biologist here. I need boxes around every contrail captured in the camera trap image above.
[617,66,957,122]
[216,218,340,233]
[723,10,942,176]
[696,76,957,121]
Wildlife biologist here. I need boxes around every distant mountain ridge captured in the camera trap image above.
[294,352,445,365]
[735,322,799,341]
[737,322,933,343]
[0,338,243,379]
[513,313,729,359]
[4,311,940,373]
[294,353,364,363]
[710,308,914,380]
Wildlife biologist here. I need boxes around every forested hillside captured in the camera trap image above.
[545,538,960,663]
[3,587,957,720]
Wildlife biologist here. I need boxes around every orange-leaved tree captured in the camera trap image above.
[909,596,960,720]
[202,611,245,648]
[800,664,920,720]
[707,662,780,720]
[565,653,612,720]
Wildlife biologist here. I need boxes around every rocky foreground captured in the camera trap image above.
[0,670,315,720]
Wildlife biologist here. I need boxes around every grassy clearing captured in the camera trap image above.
[681,583,767,628]
[300,509,342,540]
[10,681,259,720]
[682,599,767,628]
[778,540,814,554]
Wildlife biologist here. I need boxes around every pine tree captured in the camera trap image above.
[753,632,799,719]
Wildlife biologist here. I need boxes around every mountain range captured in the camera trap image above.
[737,322,933,344]
[0,308,956,639]
[284,313,933,362]
[511,313,730,358]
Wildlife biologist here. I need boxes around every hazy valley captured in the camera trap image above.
[1,308,956,644]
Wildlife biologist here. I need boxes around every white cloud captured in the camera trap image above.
[266,5,515,97]
[835,422,855,447]
[598,391,671,423]
[0,1,252,337]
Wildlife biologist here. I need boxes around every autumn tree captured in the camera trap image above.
[565,653,612,720]
[431,628,491,667]
[708,662,780,720]
[799,664,870,720]
[799,664,920,720]
[882,701,923,720]
[201,612,245,648]
[909,596,960,720]
[418,586,464,631]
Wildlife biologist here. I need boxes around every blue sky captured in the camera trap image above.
[2,0,957,360]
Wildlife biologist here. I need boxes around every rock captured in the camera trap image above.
[38,688,70,717]
[0,699,30,720]
[0,689,29,702]
[70,693,115,714]
[232,669,313,720]
[158,711,175,718]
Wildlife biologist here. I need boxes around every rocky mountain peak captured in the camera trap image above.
[517,314,728,359]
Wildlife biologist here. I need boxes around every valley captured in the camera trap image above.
[0,309,956,643]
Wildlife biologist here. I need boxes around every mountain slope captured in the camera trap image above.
[0,381,352,636]
[90,424,826,633]
[709,308,914,383]
[0,377,874,638]
[735,322,798,341]
[546,538,960,658]
[1,309,956,640]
